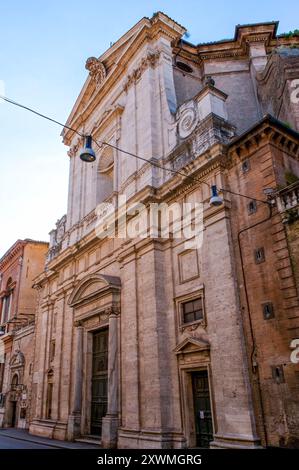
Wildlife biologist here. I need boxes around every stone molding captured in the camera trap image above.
[174,336,210,354]
[228,117,299,164]
[123,50,160,92]
[72,302,120,329]
[0,241,25,270]
[67,142,80,158]
[68,273,121,307]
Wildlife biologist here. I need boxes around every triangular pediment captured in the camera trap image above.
[64,19,151,131]
[174,336,210,354]
[100,21,149,68]
[63,13,186,142]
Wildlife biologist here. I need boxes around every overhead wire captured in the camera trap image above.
[0,94,271,205]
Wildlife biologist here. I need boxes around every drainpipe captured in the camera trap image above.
[237,202,274,447]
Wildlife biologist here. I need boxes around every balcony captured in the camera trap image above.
[277,181,299,223]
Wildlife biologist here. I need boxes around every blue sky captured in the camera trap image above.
[0,0,299,257]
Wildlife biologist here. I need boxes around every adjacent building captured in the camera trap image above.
[0,239,48,429]
[4,13,297,448]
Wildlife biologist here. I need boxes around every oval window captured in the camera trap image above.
[176,61,193,73]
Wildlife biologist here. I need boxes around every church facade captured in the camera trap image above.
[27,13,299,448]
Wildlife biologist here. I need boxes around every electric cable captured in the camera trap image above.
[0,94,271,205]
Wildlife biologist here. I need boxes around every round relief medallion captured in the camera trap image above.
[178,107,198,139]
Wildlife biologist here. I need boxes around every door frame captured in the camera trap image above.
[191,369,214,448]
[179,363,216,448]
[90,328,109,436]
[82,324,109,437]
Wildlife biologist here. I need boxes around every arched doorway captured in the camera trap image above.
[2,350,25,428]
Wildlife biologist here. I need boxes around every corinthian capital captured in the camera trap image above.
[105,304,120,317]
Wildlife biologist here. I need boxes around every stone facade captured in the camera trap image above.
[24,13,299,448]
[0,239,48,429]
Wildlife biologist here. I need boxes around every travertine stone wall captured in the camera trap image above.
[29,14,299,449]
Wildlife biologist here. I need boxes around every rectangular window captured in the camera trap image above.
[248,200,257,215]
[263,302,274,320]
[181,298,203,324]
[254,247,265,264]
[271,365,285,384]
[242,159,250,173]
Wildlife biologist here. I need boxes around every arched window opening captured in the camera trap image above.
[96,147,114,204]
[1,278,14,324]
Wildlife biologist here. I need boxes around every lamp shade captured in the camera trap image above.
[209,185,223,207]
[80,135,96,162]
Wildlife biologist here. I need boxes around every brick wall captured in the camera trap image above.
[227,134,299,447]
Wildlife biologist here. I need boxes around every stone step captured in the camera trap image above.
[75,435,101,446]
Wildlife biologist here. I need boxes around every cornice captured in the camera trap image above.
[0,241,25,271]
[73,303,120,327]
[228,115,299,162]
[117,237,171,265]
[179,23,278,62]
[159,148,226,202]
[13,323,35,339]
[63,15,185,145]
[123,50,160,92]
[36,140,228,280]
[0,239,48,271]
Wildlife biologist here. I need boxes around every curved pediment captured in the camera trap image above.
[68,274,121,307]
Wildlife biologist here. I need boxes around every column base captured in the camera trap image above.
[210,433,263,449]
[29,419,67,440]
[101,415,119,448]
[67,412,82,441]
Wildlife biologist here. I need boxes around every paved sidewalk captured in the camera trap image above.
[0,428,100,449]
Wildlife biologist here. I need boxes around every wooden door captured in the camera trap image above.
[91,329,108,436]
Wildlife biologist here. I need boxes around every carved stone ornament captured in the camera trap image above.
[67,143,79,158]
[10,350,25,368]
[180,322,201,333]
[85,57,107,88]
[123,51,160,92]
[177,101,198,139]
[104,305,121,316]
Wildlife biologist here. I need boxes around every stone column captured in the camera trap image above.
[101,305,120,448]
[67,321,84,440]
